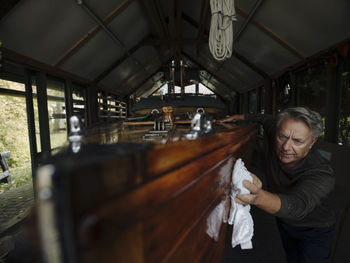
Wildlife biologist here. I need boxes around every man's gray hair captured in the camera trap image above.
[276,107,323,140]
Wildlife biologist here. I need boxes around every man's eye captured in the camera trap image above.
[279,135,287,140]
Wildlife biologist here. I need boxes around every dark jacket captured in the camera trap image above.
[245,114,337,227]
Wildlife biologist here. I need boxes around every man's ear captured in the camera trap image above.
[310,137,319,149]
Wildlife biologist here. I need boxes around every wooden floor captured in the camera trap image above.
[225,205,287,263]
[224,160,350,263]
[224,165,287,263]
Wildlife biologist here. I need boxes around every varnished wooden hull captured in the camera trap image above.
[36,123,257,263]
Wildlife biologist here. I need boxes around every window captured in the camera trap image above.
[198,83,214,95]
[248,89,258,114]
[0,79,32,192]
[186,84,196,93]
[31,84,41,152]
[339,58,350,145]
[259,87,266,114]
[98,92,126,121]
[295,64,328,139]
[152,82,214,96]
[47,78,67,149]
[174,85,181,94]
[72,84,87,127]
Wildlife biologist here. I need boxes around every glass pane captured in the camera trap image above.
[47,79,67,149]
[185,84,196,93]
[249,89,258,114]
[339,58,350,146]
[198,83,214,95]
[174,86,181,93]
[72,84,86,127]
[295,64,327,139]
[158,84,168,95]
[0,79,33,193]
[31,84,41,153]
[259,87,266,114]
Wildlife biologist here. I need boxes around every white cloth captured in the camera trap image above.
[228,158,254,249]
[206,198,227,241]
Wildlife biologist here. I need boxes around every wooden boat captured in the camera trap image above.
[35,114,258,263]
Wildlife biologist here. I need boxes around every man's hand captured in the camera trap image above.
[235,173,262,206]
[217,114,244,123]
[235,173,281,215]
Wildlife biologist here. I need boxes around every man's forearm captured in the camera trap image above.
[255,190,281,215]
[236,180,281,215]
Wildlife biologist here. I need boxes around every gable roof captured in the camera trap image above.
[1,0,349,100]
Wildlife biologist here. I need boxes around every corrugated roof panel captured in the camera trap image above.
[184,46,244,93]
[108,1,150,48]
[224,56,264,87]
[0,0,95,65]
[100,46,160,86]
[194,45,264,88]
[234,24,300,75]
[84,0,127,20]
[252,0,350,56]
[121,60,164,95]
[59,30,124,80]
[133,46,159,66]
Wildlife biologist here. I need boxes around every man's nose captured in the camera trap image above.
[282,139,292,151]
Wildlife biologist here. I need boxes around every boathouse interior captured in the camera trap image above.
[0,0,350,262]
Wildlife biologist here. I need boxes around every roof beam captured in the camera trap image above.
[183,51,238,93]
[0,0,20,21]
[135,71,165,97]
[196,0,210,55]
[199,74,234,99]
[139,0,170,64]
[55,0,134,67]
[233,0,263,43]
[201,53,249,85]
[117,50,171,97]
[182,12,269,78]
[123,64,163,98]
[4,47,89,85]
[175,0,183,58]
[143,38,198,46]
[200,0,262,88]
[235,5,305,59]
[154,0,170,38]
[93,35,150,83]
[139,0,168,38]
[124,52,173,97]
[168,0,175,39]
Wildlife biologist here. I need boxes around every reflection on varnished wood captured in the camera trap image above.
[36,123,258,263]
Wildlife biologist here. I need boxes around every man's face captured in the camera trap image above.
[276,118,317,168]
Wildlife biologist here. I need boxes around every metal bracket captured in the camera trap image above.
[184,108,214,140]
[68,116,82,153]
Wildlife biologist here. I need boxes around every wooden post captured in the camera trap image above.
[25,70,38,188]
[36,72,51,157]
[65,80,73,132]
[87,85,98,126]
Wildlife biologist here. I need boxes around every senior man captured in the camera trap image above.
[220,107,337,263]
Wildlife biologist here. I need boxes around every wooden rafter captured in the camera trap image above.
[235,6,305,59]
[196,0,210,54]
[0,0,20,21]
[182,12,269,79]
[54,0,134,67]
[139,0,169,64]
[93,35,150,83]
[183,51,238,93]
